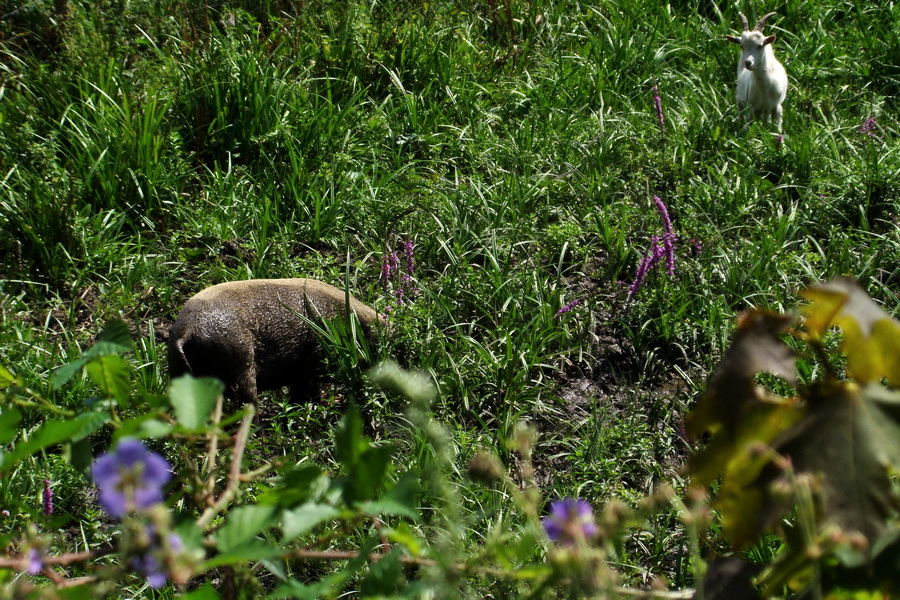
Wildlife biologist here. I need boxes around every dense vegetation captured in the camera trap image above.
[0,0,898,597]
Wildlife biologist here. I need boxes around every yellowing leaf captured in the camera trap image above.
[801,278,900,385]
[756,382,900,546]
[688,398,801,489]
[686,309,795,439]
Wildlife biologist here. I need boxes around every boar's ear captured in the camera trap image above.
[763,35,777,45]
[726,35,741,44]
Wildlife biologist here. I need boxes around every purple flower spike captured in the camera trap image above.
[92,439,172,518]
[652,85,665,133]
[859,117,878,139]
[403,240,415,275]
[554,298,582,319]
[42,479,53,515]
[653,197,672,235]
[542,498,598,546]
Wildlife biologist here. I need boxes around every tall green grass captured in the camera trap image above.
[1,0,899,593]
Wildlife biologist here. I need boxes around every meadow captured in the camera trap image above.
[1,0,899,597]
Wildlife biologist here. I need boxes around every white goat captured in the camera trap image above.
[726,12,788,130]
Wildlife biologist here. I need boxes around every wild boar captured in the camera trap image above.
[168,278,382,404]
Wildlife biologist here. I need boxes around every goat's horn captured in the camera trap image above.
[754,12,777,32]
[737,12,750,31]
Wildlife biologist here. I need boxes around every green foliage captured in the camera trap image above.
[1,0,900,597]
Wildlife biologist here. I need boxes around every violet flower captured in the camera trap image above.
[132,529,183,589]
[859,117,878,139]
[26,548,43,575]
[652,197,675,277]
[91,439,172,518]
[381,252,399,289]
[42,478,53,515]
[403,240,415,276]
[554,298,582,319]
[542,498,598,546]
[652,85,665,133]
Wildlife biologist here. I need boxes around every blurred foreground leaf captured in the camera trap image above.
[168,375,223,429]
[802,278,900,385]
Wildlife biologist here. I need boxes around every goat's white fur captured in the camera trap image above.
[726,12,788,130]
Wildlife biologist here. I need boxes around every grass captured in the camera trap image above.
[1,0,899,595]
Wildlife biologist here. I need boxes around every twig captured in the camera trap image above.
[196,404,255,529]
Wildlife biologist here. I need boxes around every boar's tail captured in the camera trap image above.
[171,337,194,376]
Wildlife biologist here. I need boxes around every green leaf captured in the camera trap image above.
[343,444,394,506]
[688,399,801,488]
[0,364,20,389]
[334,404,369,467]
[214,505,277,553]
[168,375,223,429]
[359,546,404,597]
[0,412,109,472]
[85,354,131,405]
[334,405,396,505]
[0,407,22,444]
[52,357,90,389]
[281,503,342,541]
[361,472,419,520]
[268,579,336,600]
[768,382,900,543]
[181,583,222,599]
[258,464,324,508]
[89,319,133,355]
[204,538,282,568]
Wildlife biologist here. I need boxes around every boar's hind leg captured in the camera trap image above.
[230,364,259,405]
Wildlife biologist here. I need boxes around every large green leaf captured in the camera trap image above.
[258,464,324,508]
[0,407,22,444]
[85,354,131,405]
[0,412,109,471]
[52,320,134,389]
[334,404,396,506]
[0,364,20,389]
[214,505,278,553]
[768,382,900,543]
[281,503,342,541]
[168,375,223,430]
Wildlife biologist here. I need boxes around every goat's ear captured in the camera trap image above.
[764,35,777,45]
[726,35,741,44]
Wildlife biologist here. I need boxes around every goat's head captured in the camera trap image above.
[726,12,778,72]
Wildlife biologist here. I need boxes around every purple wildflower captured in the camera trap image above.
[91,439,172,518]
[652,85,665,133]
[403,240,415,276]
[542,498,598,546]
[653,196,673,235]
[132,529,183,589]
[859,117,878,139]
[629,242,661,297]
[42,479,53,515]
[650,197,676,278]
[1,510,9,517]
[381,252,399,289]
[775,134,784,150]
[26,548,43,575]
[690,237,703,256]
[554,298,582,319]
